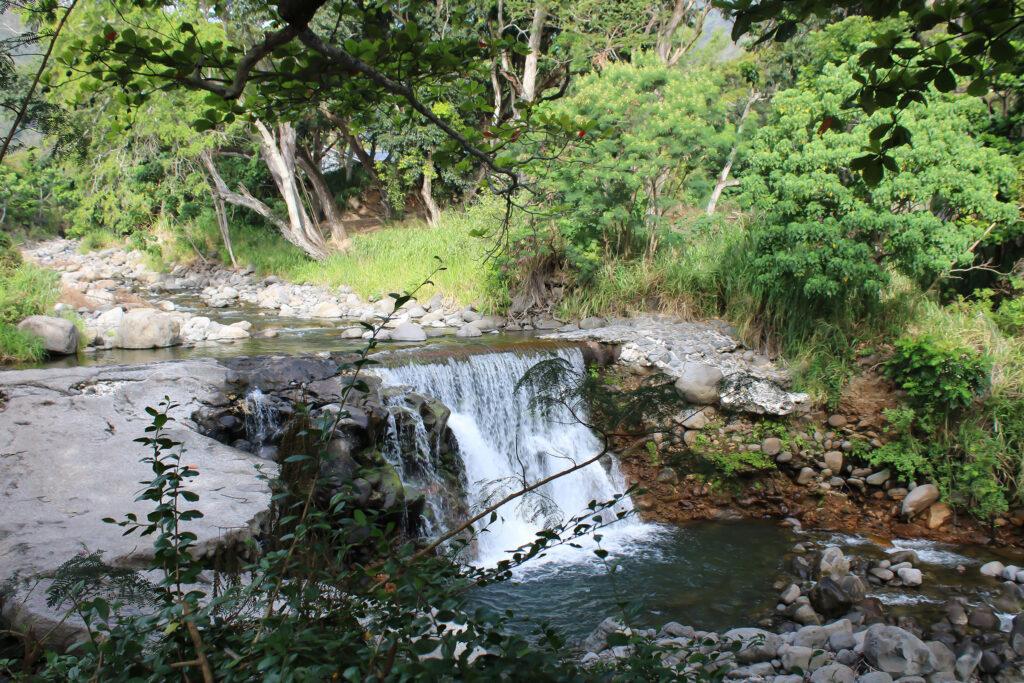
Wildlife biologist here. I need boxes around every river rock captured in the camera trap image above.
[718,374,806,415]
[824,450,844,472]
[724,627,782,663]
[391,322,427,342]
[17,315,79,355]
[579,316,606,330]
[820,546,850,579]
[761,437,782,456]
[980,561,1006,578]
[116,308,180,348]
[866,469,891,486]
[897,567,923,587]
[797,467,816,485]
[811,576,865,618]
[312,301,343,318]
[855,673,893,683]
[810,663,855,683]
[468,315,504,332]
[862,624,935,676]
[673,362,723,405]
[0,360,275,650]
[206,321,250,342]
[780,583,801,605]
[455,324,482,338]
[901,484,940,518]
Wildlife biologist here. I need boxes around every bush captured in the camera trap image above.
[884,335,991,416]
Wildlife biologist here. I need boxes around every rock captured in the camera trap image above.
[579,316,606,330]
[862,624,935,676]
[901,484,940,518]
[0,360,275,650]
[779,644,819,673]
[673,362,723,405]
[391,323,427,342]
[926,641,955,675]
[870,567,895,582]
[828,414,848,428]
[811,576,865,618]
[968,604,999,630]
[761,437,782,456]
[889,550,919,565]
[855,674,893,683]
[993,581,1024,612]
[461,308,482,323]
[680,410,708,430]
[95,306,126,332]
[897,568,923,587]
[723,627,782,663]
[824,450,844,472]
[115,309,180,349]
[311,301,343,318]
[810,663,855,683]
[820,546,850,579]
[17,316,78,355]
[793,624,830,649]
[980,561,1006,578]
[455,325,482,338]
[797,467,817,485]
[1003,564,1021,581]
[793,604,821,625]
[206,321,250,342]
[582,617,626,653]
[780,583,801,605]
[866,469,891,486]
[468,315,504,332]
[718,374,807,415]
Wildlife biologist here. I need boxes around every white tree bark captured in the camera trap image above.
[521,3,548,103]
[296,147,350,250]
[420,152,441,227]
[706,91,761,216]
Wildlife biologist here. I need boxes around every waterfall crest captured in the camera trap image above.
[376,347,640,565]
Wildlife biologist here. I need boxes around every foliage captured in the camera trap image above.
[531,58,730,280]
[864,407,934,482]
[0,322,45,364]
[884,335,991,417]
[0,261,58,325]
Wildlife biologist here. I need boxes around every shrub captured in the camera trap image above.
[884,335,991,416]
[864,407,934,481]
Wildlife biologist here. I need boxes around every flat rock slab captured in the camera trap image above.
[0,359,276,643]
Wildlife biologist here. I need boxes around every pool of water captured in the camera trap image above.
[470,520,796,641]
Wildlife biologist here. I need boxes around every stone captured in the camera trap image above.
[901,484,940,518]
[723,627,782,663]
[115,309,180,348]
[391,322,427,342]
[866,469,891,486]
[811,576,865,618]
[780,583,801,605]
[206,321,250,342]
[582,617,626,653]
[820,546,850,579]
[455,325,482,338]
[793,624,830,649]
[855,674,893,683]
[824,450,844,472]
[673,362,724,405]
[461,308,482,323]
[579,316,606,330]
[926,641,955,675]
[761,437,782,456]
[980,561,1006,578]
[828,414,848,428]
[681,410,708,429]
[779,644,812,672]
[797,467,817,485]
[897,568,923,587]
[17,315,78,355]
[468,315,504,332]
[862,624,935,676]
[793,604,821,625]
[311,301,343,318]
[718,374,807,415]
[870,567,895,582]
[810,663,856,683]
[968,605,999,630]
[0,360,275,650]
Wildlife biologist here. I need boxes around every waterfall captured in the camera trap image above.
[243,387,279,448]
[375,347,643,566]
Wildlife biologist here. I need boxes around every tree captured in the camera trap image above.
[719,0,1024,184]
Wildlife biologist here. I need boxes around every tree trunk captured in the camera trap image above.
[521,3,548,103]
[253,120,330,259]
[319,106,392,220]
[297,147,351,250]
[706,91,760,216]
[201,153,238,268]
[420,152,441,227]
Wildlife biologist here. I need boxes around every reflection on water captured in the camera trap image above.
[470,521,795,641]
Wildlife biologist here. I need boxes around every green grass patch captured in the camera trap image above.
[0,262,60,325]
[0,322,46,363]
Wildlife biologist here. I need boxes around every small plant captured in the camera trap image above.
[864,407,933,481]
[884,335,991,416]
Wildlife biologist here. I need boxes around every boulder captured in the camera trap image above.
[797,467,817,485]
[865,469,891,486]
[17,315,78,355]
[820,546,850,579]
[761,437,782,456]
[455,325,482,338]
[901,484,940,518]
[723,627,782,663]
[115,309,180,348]
[980,561,1006,578]
[810,663,856,683]
[206,321,250,342]
[855,674,893,683]
[468,315,504,332]
[311,301,343,318]
[579,316,606,330]
[718,374,807,415]
[897,567,923,587]
[391,323,427,342]
[811,576,865,618]
[582,617,626,653]
[926,502,952,529]
[673,362,723,405]
[824,450,844,472]
[862,624,935,676]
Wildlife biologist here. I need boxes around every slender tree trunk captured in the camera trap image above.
[319,106,392,220]
[521,3,548,103]
[420,152,441,227]
[656,0,693,63]
[297,147,351,250]
[706,91,760,216]
[253,120,329,259]
[198,151,237,267]
[0,0,79,164]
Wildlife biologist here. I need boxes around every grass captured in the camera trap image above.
[0,255,61,363]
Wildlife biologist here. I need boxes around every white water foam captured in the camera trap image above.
[375,347,651,566]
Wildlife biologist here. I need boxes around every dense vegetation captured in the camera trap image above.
[1,0,1023,677]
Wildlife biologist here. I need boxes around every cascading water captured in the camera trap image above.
[243,387,279,448]
[375,347,646,566]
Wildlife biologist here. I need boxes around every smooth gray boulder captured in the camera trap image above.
[115,308,180,348]
[901,484,940,518]
[391,322,427,341]
[0,360,275,650]
[810,663,856,683]
[455,325,482,338]
[17,315,79,355]
[862,624,935,676]
[673,361,723,404]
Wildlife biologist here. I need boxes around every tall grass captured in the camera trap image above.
[0,257,61,362]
